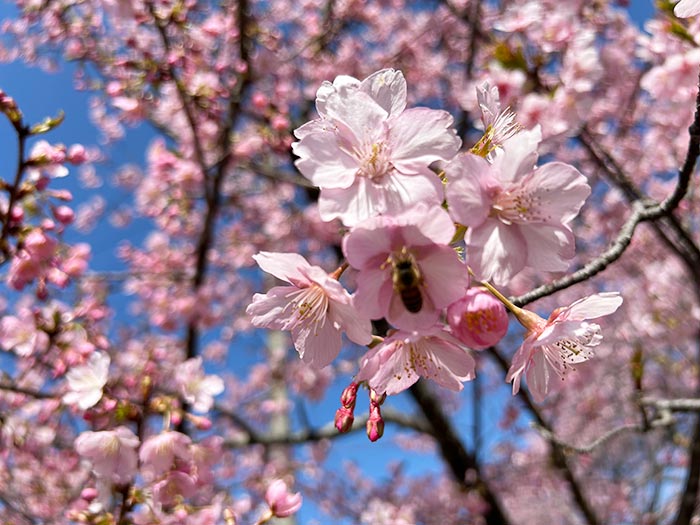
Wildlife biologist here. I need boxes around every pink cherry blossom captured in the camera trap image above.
[26,140,69,181]
[356,326,476,395]
[292,69,461,226]
[74,426,139,483]
[446,287,509,350]
[264,479,303,518]
[445,127,590,286]
[62,351,110,410]
[675,0,700,17]
[506,292,623,402]
[0,310,49,357]
[472,81,521,158]
[247,252,372,368]
[139,431,192,476]
[174,357,225,413]
[342,204,469,330]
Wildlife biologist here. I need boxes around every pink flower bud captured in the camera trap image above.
[53,205,75,224]
[271,115,289,131]
[366,404,384,442]
[251,92,269,109]
[264,479,303,518]
[446,287,509,350]
[10,206,23,223]
[340,382,359,409]
[81,487,98,501]
[334,406,354,433]
[67,144,88,164]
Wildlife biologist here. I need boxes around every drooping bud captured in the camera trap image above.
[340,382,359,409]
[446,287,509,349]
[334,406,355,433]
[366,404,384,442]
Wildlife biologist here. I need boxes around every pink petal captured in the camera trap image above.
[522,162,590,223]
[359,341,421,395]
[519,223,575,272]
[292,318,342,368]
[675,0,700,17]
[353,267,393,320]
[444,153,494,227]
[525,350,549,403]
[399,202,454,246]
[416,338,475,390]
[342,221,392,269]
[293,131,358,189]
[562,292,624,321]
[419,245,470,308]
[361,69,407,116]
[246,287,299,330]
[467,220,526,286]
[389,108,461,173]
[324,90,388,145]
[253,252,310,284]
[494,126,541,183]
[329,299,373,346]
[315,75,361,117]
[387,289,440,330]
[319,171,443,227]
[505,341,531,395]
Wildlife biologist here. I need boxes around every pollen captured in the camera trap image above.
[357,141,393,183]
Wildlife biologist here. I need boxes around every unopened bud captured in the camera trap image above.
[366,405,384,442]
[81,487,98,502]
[334,406,355,433]
[340,382,359,409]
[446,287,509,349]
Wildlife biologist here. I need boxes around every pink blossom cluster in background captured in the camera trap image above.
[1,1,700,524]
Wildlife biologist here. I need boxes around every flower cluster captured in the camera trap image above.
[249,70,622,415]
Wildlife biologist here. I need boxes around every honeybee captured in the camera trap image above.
[391,248,423,313]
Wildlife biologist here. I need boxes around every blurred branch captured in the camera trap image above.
[531,407,675,456]
[0,381,56,400]
[221,406,431,448]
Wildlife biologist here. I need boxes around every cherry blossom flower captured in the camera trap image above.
[25,140,68,181]
[342,204,469,330]
[62,351,110,410]
[505,292,623,402]
[446,287,509,349]
[174,357,225,413]
[0,310,49,356]
[139,431,192,476]
[471,81,521,158]
[295,69,407,141]
[293,69,461,226]
[264,479,303,518]
[74,426,139,483]
[356,327,476,395]
[675,0,700,17]
[445,127,590,286]
[247,252,372,368]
